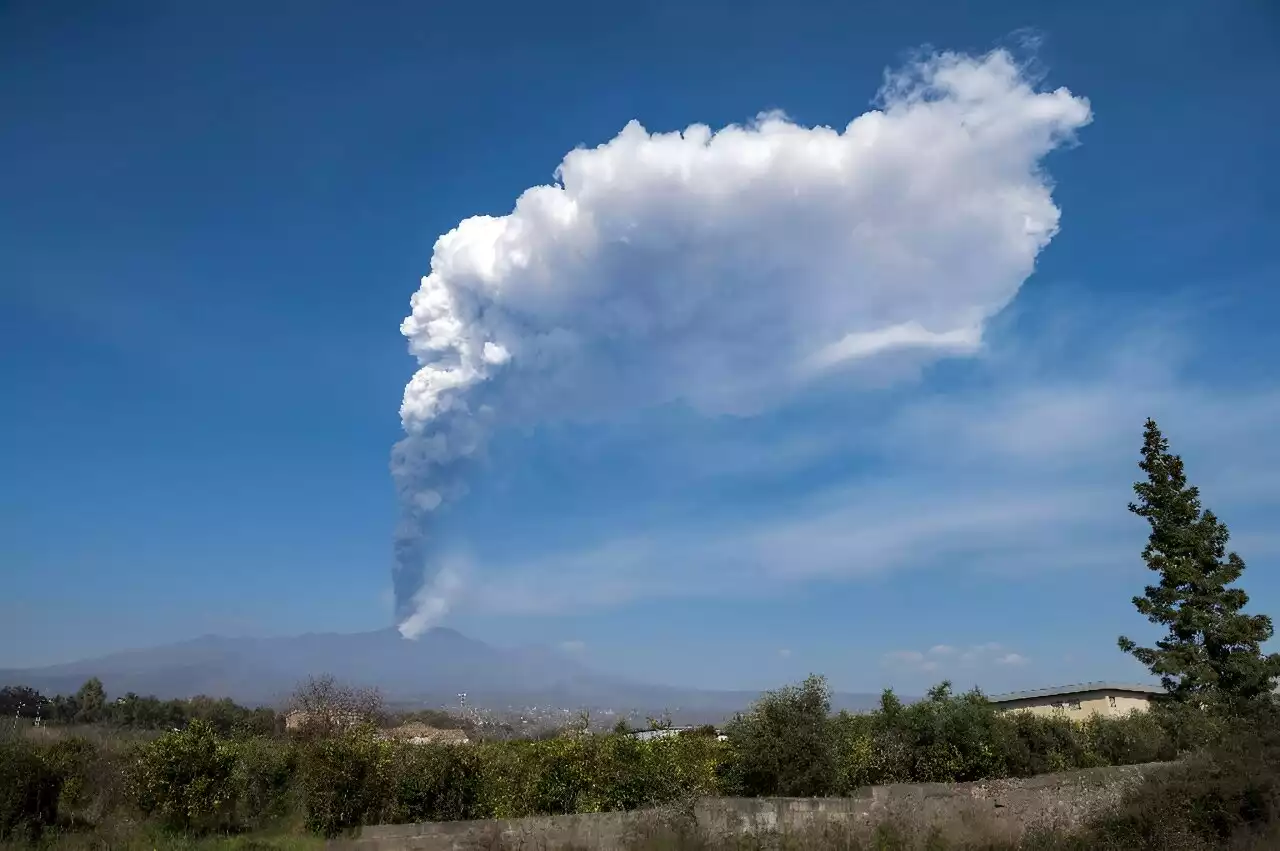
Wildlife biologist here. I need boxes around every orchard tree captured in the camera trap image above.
[1119,419,1280,707]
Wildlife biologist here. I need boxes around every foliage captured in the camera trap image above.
[0,686,48,720]
[467,729,725,820]
[624,709,1280,850]
[188,697,281,739]
[127,720,241,833]
[999,710,1098,776]
[826,682,1182,793]
[867,682,1013,783]
[41,736,98,815]
[1145,697,1230,756]
[107,692,193,730]
[13,679,282,736]
[386,741,484,823]
[723,674,837,796]
[469,735,601,817]
[516,736,594,815]
[1119,418,1280,707]
[235,738,299,828]
[0,683,1227,846]
[297,725,393,836]
[72,679,106,725]
[0,739,61,842]
[39,735,134,827]
[648,731,726,802]
[1078,709,1172,768]
[1050,701,1280,851]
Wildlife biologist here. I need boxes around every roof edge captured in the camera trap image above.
[988,681,1165,703]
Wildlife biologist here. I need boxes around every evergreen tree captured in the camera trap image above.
[1118,419,1280,706]
[73,677,106,723]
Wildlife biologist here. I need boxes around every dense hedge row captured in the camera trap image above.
[1,681,280,737]
[721,678,1201,798]
[0,677,1209,843]
[0,722,726,840]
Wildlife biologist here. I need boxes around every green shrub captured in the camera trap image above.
[889,683,1011,783]
[1064,709,1280,850]
[525,735,595,815]
[825,681,1184,793]
[723,675,837,796]
[127,719,241,833]
[999,711,1096,777]
[0,677,1207,844]
[0,739,62,842]
[585,734,668,812]
[298,725,393,836]
[473,740,540,819]
[1081,711,1175,768]
[836,685,1030,788]
[469,732,725,821]
[387,742,484,823]
[648,733,726,803]
[43,735,98,815]
[37,734,133,827]
[236,737,300,827]
[1149,699,1230,757]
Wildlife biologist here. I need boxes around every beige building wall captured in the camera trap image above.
[284,708,365,730]
[995,690,1153,718]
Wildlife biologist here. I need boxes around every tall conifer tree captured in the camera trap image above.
[1119,419,1280,705]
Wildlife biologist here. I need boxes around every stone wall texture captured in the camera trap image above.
[327,761,1172,851]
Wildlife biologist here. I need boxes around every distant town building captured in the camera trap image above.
[626,726,727,742]
[382,721,471,745]
[283,709,365,731]
[988,682,1164,718]
[627,727,692,742]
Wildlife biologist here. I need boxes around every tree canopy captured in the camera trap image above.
[1118,418,1280,707]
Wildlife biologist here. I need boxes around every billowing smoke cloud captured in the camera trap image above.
[391,49,1092,637]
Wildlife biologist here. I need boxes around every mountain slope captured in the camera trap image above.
[0,627,882,716]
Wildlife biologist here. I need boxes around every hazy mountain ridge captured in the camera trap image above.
[0,627,882,718]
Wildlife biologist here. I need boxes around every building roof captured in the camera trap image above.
[987,682,1165,704]
[385,721,465,740]
[627,727,693,741]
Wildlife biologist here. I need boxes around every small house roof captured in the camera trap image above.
[385,722,468,742]
[988,681,1164,704]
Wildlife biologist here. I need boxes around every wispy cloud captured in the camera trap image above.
[461,318,1280,616]
[884,650,938,672]
[884,642,1028,673]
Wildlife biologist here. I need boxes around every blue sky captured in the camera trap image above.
[2,0,1278,696]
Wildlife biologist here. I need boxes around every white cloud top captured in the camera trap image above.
[392,49,1092,637]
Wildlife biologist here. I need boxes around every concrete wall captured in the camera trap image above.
[328,761,1171,851]
[694,762,1164,844]
[995,690,1153,718]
